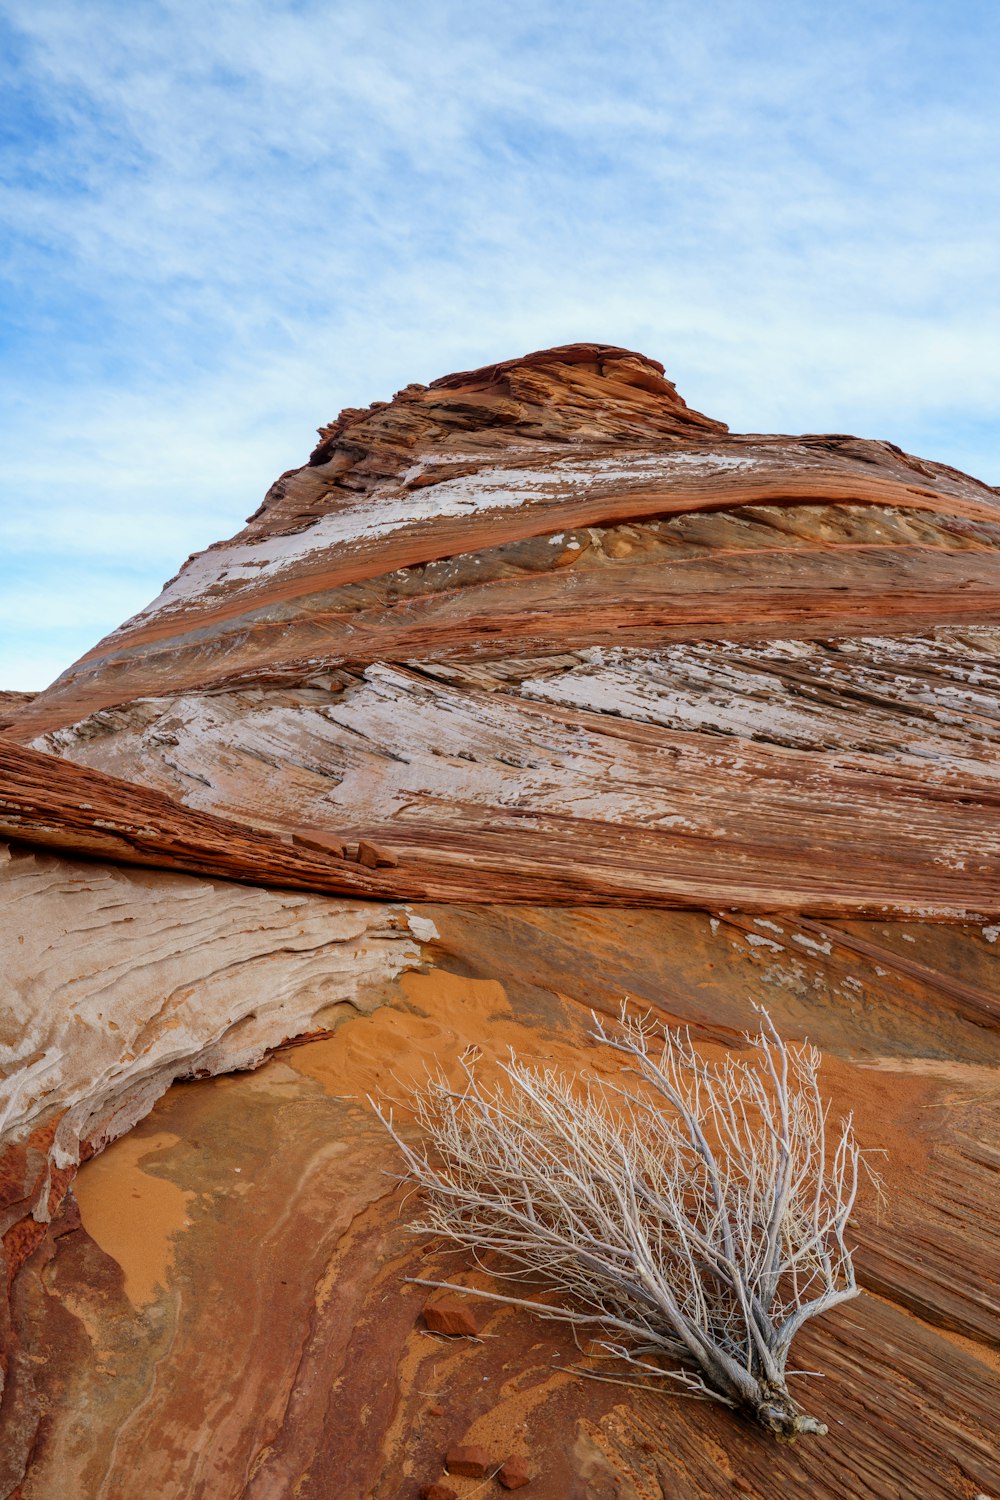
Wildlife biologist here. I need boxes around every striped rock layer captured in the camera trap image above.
[10,342,1000,920]
[2,344,998,1499]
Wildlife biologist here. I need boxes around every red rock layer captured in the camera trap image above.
[0,741,392,898]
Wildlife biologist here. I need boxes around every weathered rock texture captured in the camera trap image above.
[0,839,424,1486]
[10,345,1000,919]
[10,959,999,1500]
[0,739,396,898]
[0,693,35,733]
[2,343,999,1498]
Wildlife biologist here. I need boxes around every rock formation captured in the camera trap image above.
[1,344,998,1498]
[0,693,35,733]
[0,739,401,897]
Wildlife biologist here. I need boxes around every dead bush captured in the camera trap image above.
[374,1006,877,1440]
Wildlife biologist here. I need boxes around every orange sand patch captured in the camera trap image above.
[287,969,531,1101]
[74,1130,194,1308]
[286,968,928,1195]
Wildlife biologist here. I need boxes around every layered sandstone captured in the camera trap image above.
[0,739,396,898]
[2,344,998,1499]
[10,344,1000,920]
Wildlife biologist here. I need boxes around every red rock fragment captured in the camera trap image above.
[419,1485,457,1500]
[291,831,346,858]
[498,1455,532,1490]
[357,838,399,868]
[423,1299,479,1337]
[445,1446,492,1478]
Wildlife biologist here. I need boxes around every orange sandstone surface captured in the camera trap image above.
[1,345,998,1498]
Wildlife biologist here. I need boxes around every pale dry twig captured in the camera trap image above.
[372,1005,877,1440]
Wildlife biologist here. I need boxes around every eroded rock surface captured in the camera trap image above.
[10,345,1000,919]
[13,957,998,1500]
[0,693,35,733]
[0,840,423,1486]
[2,343,998,1497]
[0,739,397,898]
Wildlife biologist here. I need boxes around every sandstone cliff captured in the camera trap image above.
[11,344,1000,920]
[2,344,998,1499]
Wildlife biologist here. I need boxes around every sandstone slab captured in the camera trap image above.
[498,1455,532,1489]
[423,1300,479,1337]
[445,1445,492,1477]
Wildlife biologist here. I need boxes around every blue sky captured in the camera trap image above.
[1,0,998,692]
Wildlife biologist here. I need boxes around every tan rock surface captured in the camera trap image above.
[0,693,35,733]
[0,843,421,1172]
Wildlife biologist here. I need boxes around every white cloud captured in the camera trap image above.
[1,0,998,688]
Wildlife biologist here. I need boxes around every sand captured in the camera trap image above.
[74,1129,194,1308]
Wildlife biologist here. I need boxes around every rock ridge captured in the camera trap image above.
[0,740,394,899]
[8,343,1000,921]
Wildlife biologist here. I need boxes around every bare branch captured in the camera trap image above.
[372,1006,880,1441]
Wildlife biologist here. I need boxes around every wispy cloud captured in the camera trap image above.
[1,0,998,689]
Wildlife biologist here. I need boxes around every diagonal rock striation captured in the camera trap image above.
[11,345,1000,921]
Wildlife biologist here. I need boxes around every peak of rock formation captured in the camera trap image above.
[268,342,725,535]
[12,339,998,745]
[299,339,723,487]
[2,344,998,1498]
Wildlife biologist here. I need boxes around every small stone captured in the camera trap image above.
[423,1300,479,1338]
[445,1445,492,1478]
[357,838,399,868]
[498,1455,532,1490]
[428,1404,444,1417]
[419,1485,457,1500]
[291,831,345,858]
